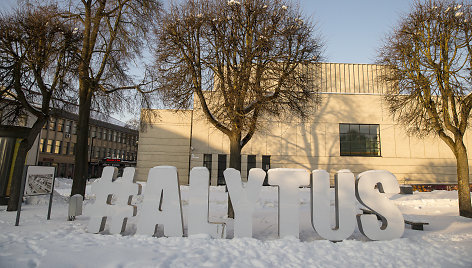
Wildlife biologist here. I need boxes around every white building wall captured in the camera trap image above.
[137,63,471,185]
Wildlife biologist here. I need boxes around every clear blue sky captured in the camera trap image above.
[298,0,413,63]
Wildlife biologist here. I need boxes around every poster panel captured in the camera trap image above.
[24,166,55,196]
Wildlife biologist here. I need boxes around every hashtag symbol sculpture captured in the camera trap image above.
[87,166,141,234]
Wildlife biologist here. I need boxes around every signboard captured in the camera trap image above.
[105,158,121,163]
[15,165,56,226]
[86,166,405,241]
[24,166,55,196]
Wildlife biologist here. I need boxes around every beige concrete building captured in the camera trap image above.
[136,63,472,186]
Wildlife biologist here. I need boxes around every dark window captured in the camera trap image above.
[217,154,227,185]
[339,124,381,157]
[203,154,212,179]
[64,120,71,134]
[262,155,270,185]
[72,122,77,135]
[247,155,256,178]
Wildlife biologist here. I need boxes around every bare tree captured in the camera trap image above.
[64,0,160,198]
[0,5,80,211]
[154,0,323,217]
[378,0,472,217]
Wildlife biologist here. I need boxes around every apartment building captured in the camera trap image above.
[38,110,139,178]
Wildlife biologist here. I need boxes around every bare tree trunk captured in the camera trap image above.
[7,118,46,211]
[6,140,28,211]
[456,140,472,218]
[71,87,92,198]
[227,134,242,219]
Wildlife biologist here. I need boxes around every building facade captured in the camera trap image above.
[37,110,139,178]
[136,63,472,186]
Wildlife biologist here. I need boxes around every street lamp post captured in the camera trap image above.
[88,136,95,179]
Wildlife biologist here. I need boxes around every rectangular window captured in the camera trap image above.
[39,139,45,152]
[217,154,227,185]
[54,140,61,154]
[18,114,27,126]
[262,155,271,185]
[103,129,107,141]
[339,124,381,157]
[203,154,212,180]
[91,126,96,138]
[66,142,70,155]
[247,155,256,178]
[109,130,113,141]
[64,120,71,134]
[56,119,64,132]
[46,139,53,153]
[49,118,56,131]
[96,128,102,140]
[70,143,75,155]
[61,141,69,155]
[72,122,77,135]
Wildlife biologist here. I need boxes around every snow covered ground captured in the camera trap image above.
[1,177,471,268]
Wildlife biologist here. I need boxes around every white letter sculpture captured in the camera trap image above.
[87,167,141,234]
[136,166,184,237]
[355,170,404,240]
[224,168,265,238]
[311,169,356,241]
[268,168,310,239]
[188,167,226,238]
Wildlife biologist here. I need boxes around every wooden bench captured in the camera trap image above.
[360,208,429,230]
[404,220,429,230]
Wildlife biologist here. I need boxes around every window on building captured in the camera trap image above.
[96,128,102,140]
[49,118,56,131]
[247,155,256,178]
[70,143,75,155]
[262,155,270,185]
[217,154,227,185]
[54,140,61,154]
[56,119,64,132]
[108,130,113,141]
[46,139,53,153]
[64,120,71,134]
[72,122,77,135]
[65,142,70,155]
[339,124,381,157]
[203,154,212,180]
[62,142,67,154]
[91,126,96,138]
[39,139,45,152]
[18,114,28,126]
[102,129,107,141]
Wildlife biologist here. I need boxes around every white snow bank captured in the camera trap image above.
[1,179,471,268]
